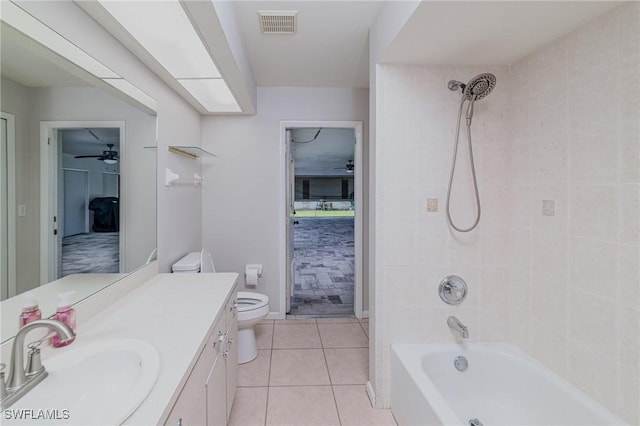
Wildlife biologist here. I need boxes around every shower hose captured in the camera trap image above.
[445,95,481,233]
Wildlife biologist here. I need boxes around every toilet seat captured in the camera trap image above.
[237,291,269,312]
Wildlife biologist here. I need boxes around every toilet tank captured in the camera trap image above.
[172,252,201,273]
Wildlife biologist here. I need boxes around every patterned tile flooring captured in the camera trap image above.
[61,232,119,276]
[290,218,355,316]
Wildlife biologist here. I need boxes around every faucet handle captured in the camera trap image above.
[25,346,44,377]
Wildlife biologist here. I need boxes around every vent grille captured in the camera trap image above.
[258,11,297,34]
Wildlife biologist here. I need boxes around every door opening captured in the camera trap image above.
[0,112,16,301]
[40,122,123,282]
[281,122,363,318]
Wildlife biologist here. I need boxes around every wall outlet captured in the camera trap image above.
[18,204,27,217]
[427,198,438,212]
[542,200,555,217]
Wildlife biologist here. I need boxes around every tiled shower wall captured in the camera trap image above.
[374,3,639,423]
[508,3,639,423]
[374,63,513,406]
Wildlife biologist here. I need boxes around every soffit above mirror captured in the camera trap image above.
[1,1,158,115]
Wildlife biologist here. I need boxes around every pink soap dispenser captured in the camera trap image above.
[19,292,42,327]
[51,291,77,348]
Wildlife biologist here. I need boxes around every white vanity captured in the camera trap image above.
[0,269,239,426]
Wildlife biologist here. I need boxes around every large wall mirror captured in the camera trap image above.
[0,20,157,343]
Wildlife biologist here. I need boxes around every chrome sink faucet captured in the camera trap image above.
[1,319,75,409]
[447,316,469,339]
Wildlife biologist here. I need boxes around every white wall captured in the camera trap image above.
[0,77,35,294]
[202,87,368,316]
[16,1,204,272]
[373,3,639,424]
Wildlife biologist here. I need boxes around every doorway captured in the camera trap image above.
[281,121,363,318]
[0,112,16,301]
[40,121,124,282]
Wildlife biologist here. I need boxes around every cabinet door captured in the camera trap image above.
[225,320,238,420]
[206,355,227,426]
[164,346,208,426]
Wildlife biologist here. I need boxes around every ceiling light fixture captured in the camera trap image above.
[103,158,118,165]
[98,0,240,113]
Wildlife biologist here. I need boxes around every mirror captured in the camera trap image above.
[0,21,157,343]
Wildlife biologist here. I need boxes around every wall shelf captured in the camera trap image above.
[168,146,217,160]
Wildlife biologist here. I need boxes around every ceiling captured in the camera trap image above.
[291,128,355,177]
[233,1,384,88]
[0,23,90,88]
[231,1,622,88]
[380,1,622,65]
[61,128,120,157]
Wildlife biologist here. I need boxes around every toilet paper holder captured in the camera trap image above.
[245,264,263,285]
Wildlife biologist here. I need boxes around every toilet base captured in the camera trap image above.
[237,327,258,364]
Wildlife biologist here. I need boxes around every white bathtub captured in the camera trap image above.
[390,343,626,426]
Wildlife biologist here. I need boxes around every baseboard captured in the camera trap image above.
[266,312,285,320]
[362,310,369,319]
[366,381,376,407]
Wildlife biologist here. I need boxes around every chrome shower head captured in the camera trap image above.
[463,73,496,101]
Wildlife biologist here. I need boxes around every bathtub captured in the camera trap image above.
[390,343,626,426]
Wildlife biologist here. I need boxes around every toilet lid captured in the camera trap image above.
[237,291,269,312]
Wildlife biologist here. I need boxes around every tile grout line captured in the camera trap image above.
[264,321,275,426]
[317,317,344,426]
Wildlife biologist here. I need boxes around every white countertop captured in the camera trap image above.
[14,272,238,425]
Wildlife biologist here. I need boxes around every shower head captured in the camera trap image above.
[463,73,496,101]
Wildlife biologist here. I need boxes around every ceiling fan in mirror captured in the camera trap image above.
[73,129,119,164]
[74,143,119,164]
[334,160,354,173]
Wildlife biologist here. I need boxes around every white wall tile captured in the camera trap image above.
[620,184,640,245]
[375,6,638,419]
[569,185,619,241]
[569,237,618,300]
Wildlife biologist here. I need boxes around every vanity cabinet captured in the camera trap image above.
[164,289,237,426]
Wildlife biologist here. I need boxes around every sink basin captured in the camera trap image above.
[6,339,160,425]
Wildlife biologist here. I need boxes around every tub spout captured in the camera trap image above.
[447,316,469,338]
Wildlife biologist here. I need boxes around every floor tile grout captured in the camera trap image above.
[246,319,378,426]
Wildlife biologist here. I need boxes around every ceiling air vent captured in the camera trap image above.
[258,11,297,34]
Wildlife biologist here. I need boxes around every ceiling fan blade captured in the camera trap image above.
[74,155,103,158]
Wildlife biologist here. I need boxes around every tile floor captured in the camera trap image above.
[229,318,396,426]
[291,218,355,316]
[62,232,119,276]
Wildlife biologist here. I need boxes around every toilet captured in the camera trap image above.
[235,291,269,364]
[172,250,270,364]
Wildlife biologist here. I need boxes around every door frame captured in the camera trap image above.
[40,120,125,283]
[279,120,364,318]
[0,112,17,298]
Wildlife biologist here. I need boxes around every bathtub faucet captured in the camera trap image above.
[447,316,469,339]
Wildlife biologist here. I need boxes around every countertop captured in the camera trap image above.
[1,274,127,343]
[7,272,238,425]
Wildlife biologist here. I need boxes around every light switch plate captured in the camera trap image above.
[18,204,27,217]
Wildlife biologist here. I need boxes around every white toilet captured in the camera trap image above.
[172,250,270,364]
[236,291,269,364]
